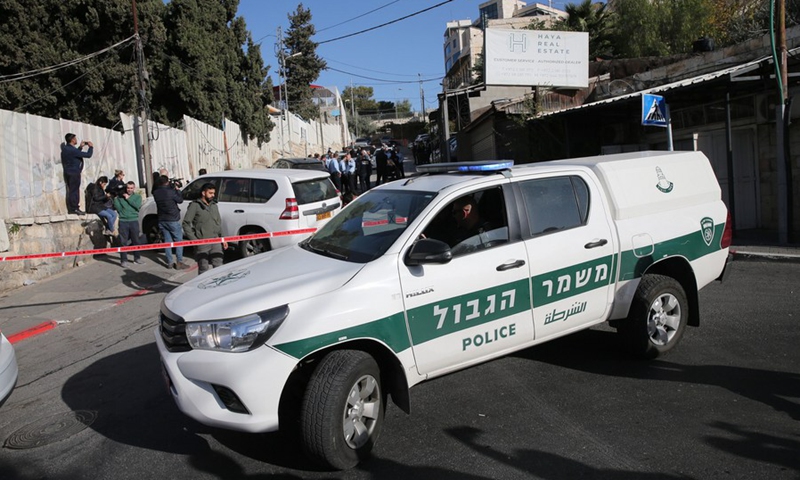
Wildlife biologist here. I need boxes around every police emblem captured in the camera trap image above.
[700,217,714,247]
[198,269,251,289]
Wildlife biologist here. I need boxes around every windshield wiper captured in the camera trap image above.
[304,240,348,260]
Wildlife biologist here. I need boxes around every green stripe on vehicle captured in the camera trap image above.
[619,222,725,280]
[274,312,410,359]
[273,222,726,359]
[532,254,616,308]
[406,278,532,345]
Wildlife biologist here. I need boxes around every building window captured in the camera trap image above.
[480,3,499,26]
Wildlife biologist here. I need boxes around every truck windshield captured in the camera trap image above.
[302,189,436,263]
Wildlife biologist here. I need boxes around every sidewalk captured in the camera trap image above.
[0,249,201,343]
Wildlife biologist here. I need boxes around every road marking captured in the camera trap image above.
[7,320,58,344]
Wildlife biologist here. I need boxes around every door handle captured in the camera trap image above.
[234,210,245,213]
[496,259,526,271]
[584,239,608,249]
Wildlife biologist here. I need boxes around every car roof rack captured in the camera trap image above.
[415,160,514,175]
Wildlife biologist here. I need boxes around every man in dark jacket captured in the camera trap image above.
[375,145,388,185]
[182,183,227,275]
[153,175,188,270]
[61,133,93,214]
[85,176,117,235]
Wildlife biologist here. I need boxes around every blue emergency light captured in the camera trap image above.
[416,160,514,174]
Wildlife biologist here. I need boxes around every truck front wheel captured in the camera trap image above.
[300,350,384,470]
[620,274,688,359]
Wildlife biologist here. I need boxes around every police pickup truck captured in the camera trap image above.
[156,150,730,469]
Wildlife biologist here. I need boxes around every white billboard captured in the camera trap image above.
[485,28,588,88]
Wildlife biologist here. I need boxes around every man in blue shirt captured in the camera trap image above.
[325,154,342,191]
[339,152,357,195]
[60,133,93,215]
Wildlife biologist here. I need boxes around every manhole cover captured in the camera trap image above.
[4,410,97,449]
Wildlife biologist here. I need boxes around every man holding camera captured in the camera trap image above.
[60,133,93,215]
[154,175,188,270]
[113,181,144,268]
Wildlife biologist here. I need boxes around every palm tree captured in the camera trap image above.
[563,0,615,58]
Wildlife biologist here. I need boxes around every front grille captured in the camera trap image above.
[160,309,191,352]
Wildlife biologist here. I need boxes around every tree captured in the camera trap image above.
[528,0,613,59]
[341,85,378,113]
[0,0,166,128]
[156,0,272,144]
[610,0,713,57]
[283,3,326,121]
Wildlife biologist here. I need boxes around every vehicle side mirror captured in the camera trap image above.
[405,238,452,266]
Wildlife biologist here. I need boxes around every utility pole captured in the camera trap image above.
[132,0,152,195]
[276,27,287,156]
[777,0,791,243]
[442,87,451,163]
[350,79,357,138]
[419,73,427,124]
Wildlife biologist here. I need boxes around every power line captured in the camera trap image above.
[316,0,401,33]
[0,36,136,83]
[318,0,455,45]
[326,66,443,85]
[325,57,440,78]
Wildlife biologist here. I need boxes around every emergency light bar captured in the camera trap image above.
[416,160,514,174]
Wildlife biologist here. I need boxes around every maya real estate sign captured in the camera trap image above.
[485,28,588,88]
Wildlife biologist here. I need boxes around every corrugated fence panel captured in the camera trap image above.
[146,117,191,183]
[184,115,226,175]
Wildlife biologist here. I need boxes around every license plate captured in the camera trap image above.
[316,211,332,221]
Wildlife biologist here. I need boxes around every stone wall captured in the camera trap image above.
[0,214,108,293]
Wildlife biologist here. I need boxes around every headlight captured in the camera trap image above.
[185,305,289,353]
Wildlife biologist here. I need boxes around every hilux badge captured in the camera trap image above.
[198,269,251,289]
[700,217,714,246]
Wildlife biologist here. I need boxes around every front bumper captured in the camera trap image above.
[154,328,298,433]
[0,335,19,407]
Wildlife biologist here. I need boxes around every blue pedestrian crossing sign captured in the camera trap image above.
[642,94,668,127]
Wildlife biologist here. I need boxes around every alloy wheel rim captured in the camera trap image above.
[342,374,381,449]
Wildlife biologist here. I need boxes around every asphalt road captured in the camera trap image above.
[0,259,798,479]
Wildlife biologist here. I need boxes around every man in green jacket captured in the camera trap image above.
[113,181,144,267]
[183,182,227,275]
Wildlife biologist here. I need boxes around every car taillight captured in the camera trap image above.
[280,198,299,220]
[720,210,733,249]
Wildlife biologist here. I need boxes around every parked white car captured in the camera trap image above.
[0,330,18,408]
[139,169,341,257]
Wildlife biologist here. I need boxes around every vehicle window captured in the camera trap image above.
[219,178,251,203]
[422,186,509,256]
[297,163,325,171]
[303,190,436,263]
[273,161,286,168]
[519,176,588,236]
[293,178,338,205]
[252,179,278,203]
[183,178,219,201]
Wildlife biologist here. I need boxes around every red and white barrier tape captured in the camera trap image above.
[0,228,317,262]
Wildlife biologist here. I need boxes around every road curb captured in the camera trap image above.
[731,250,800,263]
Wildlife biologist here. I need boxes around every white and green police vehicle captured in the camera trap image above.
[156,150,731,469]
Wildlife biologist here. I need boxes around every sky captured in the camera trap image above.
[236,0,568,113]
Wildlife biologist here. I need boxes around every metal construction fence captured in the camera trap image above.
[0,108,350,220]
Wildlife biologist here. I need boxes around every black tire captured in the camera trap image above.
[237,232,270,258]
[300,350,384,470]
[619,274,688,359]
[143,216,162,244]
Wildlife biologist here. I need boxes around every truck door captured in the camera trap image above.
[517,173,616,340]
[400,185,534,377]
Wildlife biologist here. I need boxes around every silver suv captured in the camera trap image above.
[139,169,341,257]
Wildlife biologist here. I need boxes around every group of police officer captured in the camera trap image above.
[320,144,405,199]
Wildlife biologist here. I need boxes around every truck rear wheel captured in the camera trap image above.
[620,274,688,359]
[300,350,384,470]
